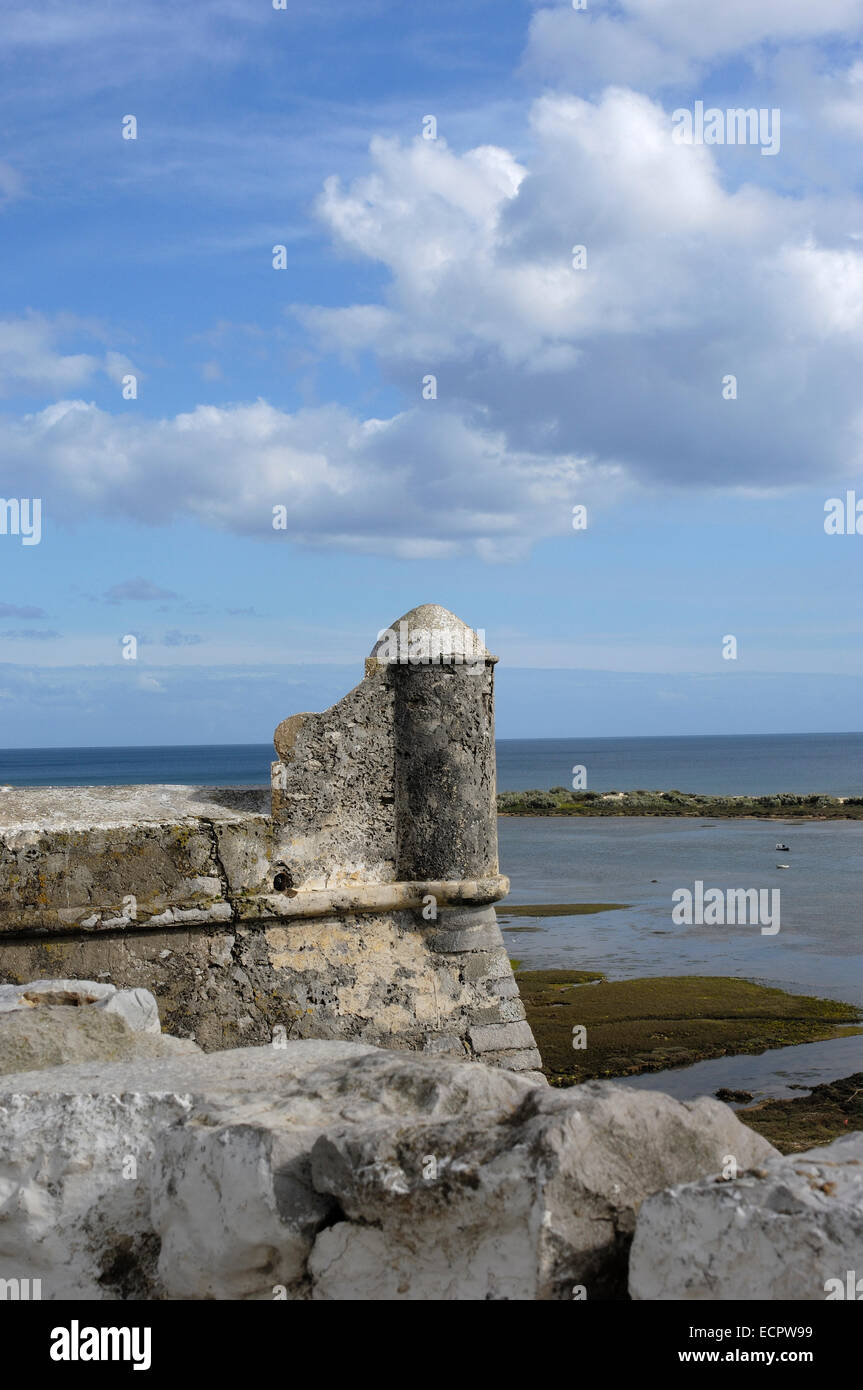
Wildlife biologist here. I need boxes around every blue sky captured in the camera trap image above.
[2,0,863,745]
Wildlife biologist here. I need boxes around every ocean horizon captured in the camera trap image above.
[3,731,863,796]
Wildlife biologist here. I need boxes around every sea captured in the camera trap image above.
[4,731,863,794]
[2,733,862,1101]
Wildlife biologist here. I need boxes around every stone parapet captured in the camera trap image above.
[0,605,542,1075]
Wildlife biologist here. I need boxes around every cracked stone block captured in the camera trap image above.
[629,1131,863,1301]
[469,1020,536,1052]
[308,1074,777,1301]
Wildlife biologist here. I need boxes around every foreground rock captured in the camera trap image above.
[0,979,199,1075]
[0,978,162,1031]
[0,1041,775,1300]
[307,1079,775,1301]
[629,1132,863,1300]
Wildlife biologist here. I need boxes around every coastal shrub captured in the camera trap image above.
[520,792,558,809]
[496,787,863,820]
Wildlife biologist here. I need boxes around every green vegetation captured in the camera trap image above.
[739,1073,863,1153]
[514,969,863,1088]
[497,787,863,818]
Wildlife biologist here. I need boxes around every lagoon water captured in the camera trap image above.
[498,814,863,1099]
[498,816,863,1005]
[2,734,861,1099]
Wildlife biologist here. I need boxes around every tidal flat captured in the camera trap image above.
[514,968,863,1152]
[737,1072,863,1153]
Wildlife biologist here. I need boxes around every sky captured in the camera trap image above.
[1,0,863,744]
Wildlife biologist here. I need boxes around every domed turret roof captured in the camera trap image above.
[369,604,493,664]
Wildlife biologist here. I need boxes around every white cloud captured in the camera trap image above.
[0,395,603,557]
[303,97,863,489]
[525,0,863,88]
[0,316,98,397]
[619,0,862,55]
[4,86,863,555]
[0,316,140,398]
[312,99,777,363]
[822,60,863,138]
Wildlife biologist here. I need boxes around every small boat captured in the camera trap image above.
[775,842,790,852]
[776,863,790,869]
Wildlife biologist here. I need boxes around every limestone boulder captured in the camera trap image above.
[0,978,197,1077]
[0,978,162,1033]
[0,1006,200,1077]
[0,1042,777,1300]
[308,1079,776,1300]
[629,1131,863,1301]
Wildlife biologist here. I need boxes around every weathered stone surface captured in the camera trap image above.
[427,905,507,954]
[0,786,272,933]
[0,1042,776,1300]
[307,1075,776,1301]
[377,607,497,884]
[393,683,497,878]
[469,1020,536,1052]
[270,668,396,887]
[0,978,162,1032]
[629,1131,863,1301]
[0,914,522,1057]
[369,604,492,667]
[0,1007,199,1075]
[0,978,199,1075]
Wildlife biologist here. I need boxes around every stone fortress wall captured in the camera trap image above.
[0,605,543,1077]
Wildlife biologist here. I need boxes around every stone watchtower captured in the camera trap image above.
[0,604,543,1078]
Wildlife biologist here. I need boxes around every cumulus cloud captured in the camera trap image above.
[304,99,863,490]
[0,394,600,558]
[3,0,863,567]
[3,88,863,555]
